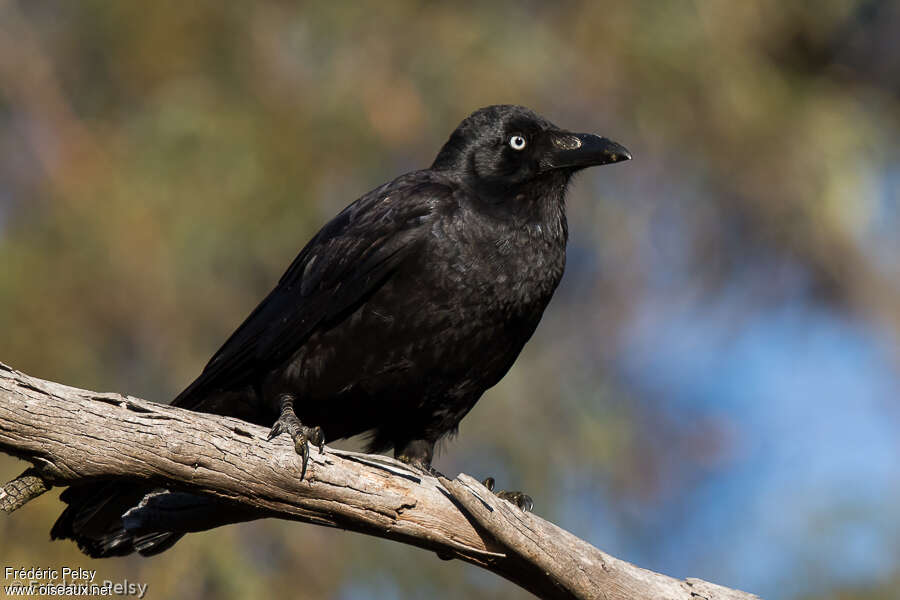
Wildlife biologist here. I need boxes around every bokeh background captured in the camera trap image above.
[1,1,899,599]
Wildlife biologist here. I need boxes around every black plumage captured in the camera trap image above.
[51,105,629,556]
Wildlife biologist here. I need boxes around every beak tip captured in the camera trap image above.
[610,143,632,164]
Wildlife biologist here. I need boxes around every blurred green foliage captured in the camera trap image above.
[2,1,899,598]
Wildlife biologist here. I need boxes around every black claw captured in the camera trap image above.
[310,426,326,454]
[517,493,534,512]
[482,476,533,512]
[296,437,310,481]
[496,491,534,512]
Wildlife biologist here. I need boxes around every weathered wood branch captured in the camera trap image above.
[0,362,758,600]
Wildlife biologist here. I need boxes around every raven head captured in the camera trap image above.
[431,105,630,201]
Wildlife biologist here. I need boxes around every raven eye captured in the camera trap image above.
[508,135,527,151]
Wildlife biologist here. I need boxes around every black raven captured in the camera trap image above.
[51,105,629,556]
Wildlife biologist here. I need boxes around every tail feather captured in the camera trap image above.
[51,483,258,557]
[51,482,184,558]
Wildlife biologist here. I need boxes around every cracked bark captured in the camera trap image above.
[0,362,759,600]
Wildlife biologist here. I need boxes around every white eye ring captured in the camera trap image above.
[509,135,527,151]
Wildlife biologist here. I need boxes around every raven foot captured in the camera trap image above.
[482,477,533,512]
[395,439,435,473]
[267,394,324,481]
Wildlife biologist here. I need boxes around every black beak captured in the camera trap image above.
[542,132,631,171]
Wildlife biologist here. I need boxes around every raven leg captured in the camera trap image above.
[395,439,435,472]
[482,477,533,512]
[267,393,325,480]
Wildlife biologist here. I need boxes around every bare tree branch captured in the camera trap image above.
[0,362,759,600]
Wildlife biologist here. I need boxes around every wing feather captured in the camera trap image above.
[172,177,450,410]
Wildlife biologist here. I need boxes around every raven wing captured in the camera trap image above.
[172,177,450,411]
